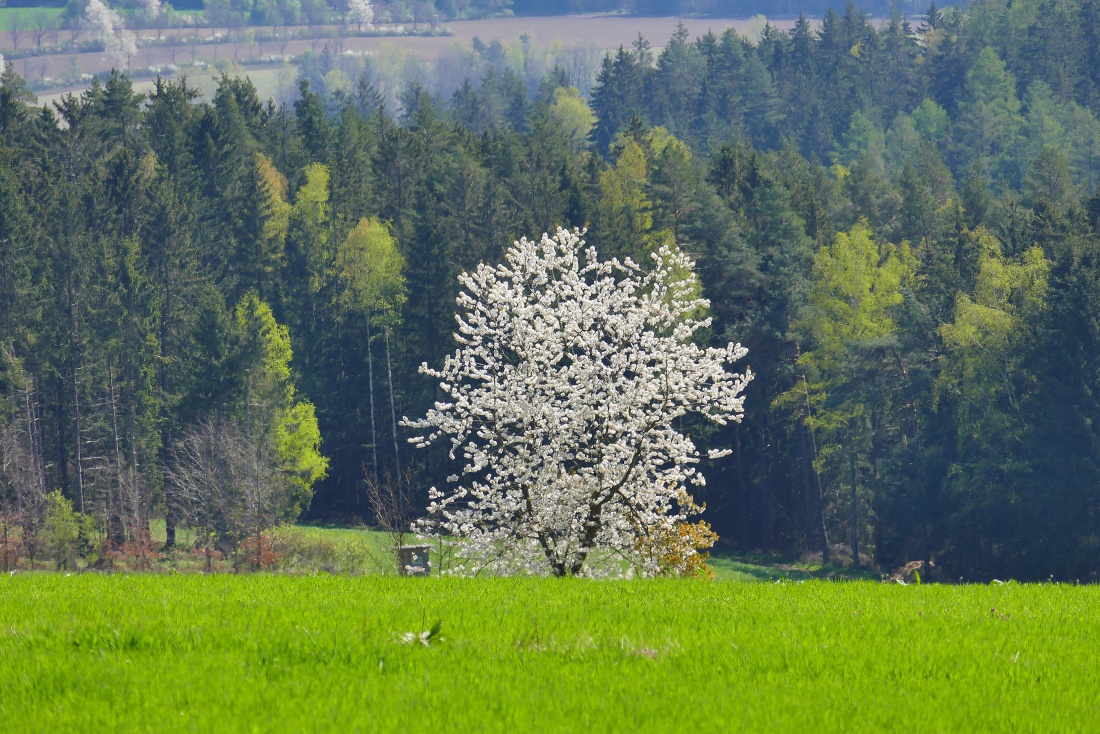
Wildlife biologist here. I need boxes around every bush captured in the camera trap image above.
[267,526,388,575]
[41,491,80,570]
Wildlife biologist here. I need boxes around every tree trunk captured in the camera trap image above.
[800,372,829,565]
[869,409,883,568]
[800,422,829,565]
[799,423,814,548]
[162,273,175,549]
[52,381,69,506]
[756,425,772,550]
[107,366,126,547]
[800,423,827,564]
[67,278,85,514]
[850,452,860,569]
[385,329,403,505]
[366,315,378,486]
[734,423,749,550]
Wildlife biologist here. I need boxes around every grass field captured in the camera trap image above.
[1,575,1096,732]
[0,7,63,33]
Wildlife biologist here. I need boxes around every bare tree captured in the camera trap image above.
[0,422,45,569]
[0,363,48,570]
[302,0,328,52]
[66,17,82,49]
[168,417,232,569]
[560,43,601,98]
[166,37,181,64]
[8,16,26,53]
[364,467,412,570]
[168,415,298,571]
[30,12,57,52]
[365,466,454,574]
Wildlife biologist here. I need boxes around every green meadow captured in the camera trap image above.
[0,8,63,32]
[1,575,1096,732]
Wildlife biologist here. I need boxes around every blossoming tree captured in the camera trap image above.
[406,228,752,576]
[347,0,374,31]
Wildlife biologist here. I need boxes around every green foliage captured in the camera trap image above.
[833,111,886,171]
[955,47,1025,186]
[336,217,407,323]
[911,99,949,147]
[274,401,327,516]
[547,86,596,148]
[235,293,294,407]
[802,220,914,370]
[41,491,82,571]
[940,235,1049,356]
[233,293,328,509]
[590,135,664,262]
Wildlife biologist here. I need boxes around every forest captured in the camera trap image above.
[1,0,1099,580]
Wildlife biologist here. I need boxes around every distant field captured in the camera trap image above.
[3,14,792,98]
[0,7,63,32]
[442,14,788,49]
[0,576,1095,731]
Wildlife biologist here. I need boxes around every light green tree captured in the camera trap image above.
[336,218,407,489]
[42,490,85,570]
[591,136,673,263]
[794,220,915,568]
[833,110,886,173]
[235,293,328,529]
[939,232,1049,435]
[911,98,949,148]
[548,86,596,149]
[937,233,1049,548]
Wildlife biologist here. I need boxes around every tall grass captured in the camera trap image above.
[1,576,1096,731]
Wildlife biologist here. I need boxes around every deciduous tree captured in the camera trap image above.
[406,228,751,577]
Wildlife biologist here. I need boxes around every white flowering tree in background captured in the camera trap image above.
[142,0,163,20]
[347,0,374,32]
[139,0,163,37]
[406,228,752,577]
[85,0,136,68]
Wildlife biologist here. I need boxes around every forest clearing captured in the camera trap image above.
[1,574,1096,731]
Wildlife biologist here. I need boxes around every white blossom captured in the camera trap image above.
[142,0,162,19]
[85,0,121,36]
[346,0,374,31]
[107,30,137,67]
[85,0,135,68]
[405,228,752,577]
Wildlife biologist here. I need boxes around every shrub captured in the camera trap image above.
[42,491,80,570]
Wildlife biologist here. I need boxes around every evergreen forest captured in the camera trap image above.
[3,0,1100,581]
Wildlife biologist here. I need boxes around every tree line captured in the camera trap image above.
[1,0,1099,579]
